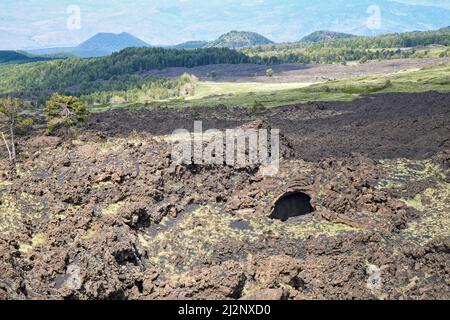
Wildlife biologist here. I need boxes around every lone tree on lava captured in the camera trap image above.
[44,93,89,141]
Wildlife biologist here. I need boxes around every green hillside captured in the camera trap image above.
[300,30,356,43]
[206,31,274,49]
[242,28,450,64]
[0,51,54,65]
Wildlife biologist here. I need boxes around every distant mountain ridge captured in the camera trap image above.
[0,50,54,64]
[25,47,74,56]
[73,32,150,57]
[172,41,209,49]
[22,26,450,60]
[27,32,150,58]
[205,31,274,49]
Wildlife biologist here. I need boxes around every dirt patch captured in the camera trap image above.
[143,58,450,83]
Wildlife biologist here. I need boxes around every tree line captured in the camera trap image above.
[242,28,450,64]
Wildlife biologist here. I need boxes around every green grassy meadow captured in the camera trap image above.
[91,62,450,112]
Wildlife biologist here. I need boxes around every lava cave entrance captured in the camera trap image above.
[270,192,314,221]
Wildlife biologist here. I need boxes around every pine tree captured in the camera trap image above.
[44,93,89,141]
[0,97,33,178]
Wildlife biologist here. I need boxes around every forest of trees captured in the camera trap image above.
[80,73,198,105]
[0,47,250,100]
[247,47,414,65]
[242,28,450,64]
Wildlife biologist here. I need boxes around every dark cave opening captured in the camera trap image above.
[270,192,314,221]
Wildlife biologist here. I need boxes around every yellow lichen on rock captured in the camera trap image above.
[141,205,355,271]
[401,182,450,245]
[19,233,46,253]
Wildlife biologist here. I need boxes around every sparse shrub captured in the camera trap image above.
[110,96,125,104]
[438,50,450,58]
[17,118,33,135]
[383,79,392,88]
[178,73,198,97]
[128,130,141,139]
[252,100,266,115]
[266,68,274,77]
[126,103,141,111]
[44,93,89,141]
[209,71,217,79]
[179,73,198,84]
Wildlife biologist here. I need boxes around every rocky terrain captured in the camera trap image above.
[0,92,449,300]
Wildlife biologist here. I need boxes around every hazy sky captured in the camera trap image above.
[0,0,449,49]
